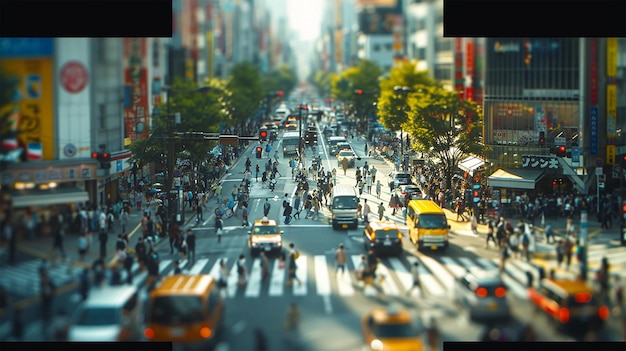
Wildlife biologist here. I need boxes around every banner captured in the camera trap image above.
[123,38,149,145]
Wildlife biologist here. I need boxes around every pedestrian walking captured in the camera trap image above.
[293,195,301,220]
[470,215,478,234]
[135,237,147,266]
[486,219,497,248]
[186,229,196,262]
[242,202,249,227]
[52,227,67,262]
[237,254,247,286]
[120,207,128,233]
[217,259,229,292]
[256,164,260,182]
[196,203,203,221]
[375,180,382,199]
[377,202,385,221]
[77,233,89,262]
[563,237,574,269]
[406,261,422,296]
[286,243,301,286]
[521,228,531,262]
[499,240,510,274]
[284,203,293,224]
[79,268,90,301]
[362,199,371,225]
[98,230,108,259]
[254,327,269,351]
[544,224,554,244]
[40,270,56,323]
[335,243,347,275]
[556,239,565,268]
[263,198,271,217]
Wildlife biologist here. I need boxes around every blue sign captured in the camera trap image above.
[0,38,53,58]
[116,160,123,172]
[590,106,599,155]
[571,147,580,163]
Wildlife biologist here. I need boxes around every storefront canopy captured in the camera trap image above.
[487,168,544,190]
[10,187,89,208]
[458,155,485,173]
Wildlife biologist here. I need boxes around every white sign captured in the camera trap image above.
[595,167,603,175]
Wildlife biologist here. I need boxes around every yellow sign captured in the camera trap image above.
[606,145,616,165]
[0,58,55,160]
[607,38,618,77]
[607,84,617,139]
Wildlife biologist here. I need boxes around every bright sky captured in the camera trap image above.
[286,0,324,41]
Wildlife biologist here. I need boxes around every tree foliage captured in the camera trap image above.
[331,59,381,102]
[376,61,438,132]
[309,70,334,98]
[226,62,264,131]
[262,64,297,95]
[406,86,486,188]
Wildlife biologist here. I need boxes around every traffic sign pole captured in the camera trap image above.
[579,211,588,281]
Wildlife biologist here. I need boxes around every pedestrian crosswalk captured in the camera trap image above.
[121,253,541,300]
[0,259,80,296]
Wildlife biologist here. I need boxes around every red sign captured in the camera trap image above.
[590,38,598,105]
[466,41,474,77]
[123,38,149,142]
[60,61,88,93]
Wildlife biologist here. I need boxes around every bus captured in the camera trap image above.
[282,132,300,156]
[405,199,450,251]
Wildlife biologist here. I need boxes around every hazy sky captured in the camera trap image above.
[286,0,324,41]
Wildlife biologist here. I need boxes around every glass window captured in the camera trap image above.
[333,196,358,210]
[253,225,278,234]
[207,288,221,316]
[149,296,204,324]
[374,322,415,338]
[416,214,447,229]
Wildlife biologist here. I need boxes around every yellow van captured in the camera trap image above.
[145,274,225,348]
[406,200,450,251]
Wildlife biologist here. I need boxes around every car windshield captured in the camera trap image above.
[374,322,415,338]
[253,225,278,234]
[75,307,120,326]
[374,230,398,241]
[339,151,353,157]
[149,296,204,324]
[416,214,448,229]
[396,174,411,180]
[333,196,358,209]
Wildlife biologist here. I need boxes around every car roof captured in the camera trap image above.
[254,217,278,226]
[85,285,138,307]
[463,271,504,285]
[371,306,412,324]
[367,221,400,231]
[541,278,594,296]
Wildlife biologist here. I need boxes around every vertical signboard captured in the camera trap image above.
[0,38,55,161]
[123,38,149,145]
[454,38,464,100]
[589,38,598,156]
[465,40,475,101]
[606,38,617,145]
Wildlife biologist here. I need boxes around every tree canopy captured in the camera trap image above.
[226,62,264,132]
[262,64,297,96]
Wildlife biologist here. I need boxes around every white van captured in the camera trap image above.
[68,285,145,341]
[330,184,359,229]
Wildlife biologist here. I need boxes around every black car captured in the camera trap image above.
[388,172,413,191]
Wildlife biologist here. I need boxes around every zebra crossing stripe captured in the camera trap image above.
[188,259,210,275]
[374,261,399,296]
[387,258,414,294]
[588,247,626,262]
[208,258,223,280]
[417,254,455,290]
[457,257,481,275]
[245,259,262,298]
[227,262,239,298]
[477,258,498,271]
[336,267,355,296]
[315,256,331,295]
[415,258,445,297]
[269,259,285,296]
[439,257,466,278]
[293,256,307,296]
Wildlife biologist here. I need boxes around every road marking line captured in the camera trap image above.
[388,257,413,292]
[244,258,262,297]
[227,261,239,298]
[188,258,210,275]
[440,257,466,278]
[268,259,285,296]
[418,254,455,291]
[314,256,332,295]
[293,255,307,295]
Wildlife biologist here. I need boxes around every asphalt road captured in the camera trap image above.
[5,123,624,347]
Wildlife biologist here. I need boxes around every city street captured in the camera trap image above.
[2,124,625,347]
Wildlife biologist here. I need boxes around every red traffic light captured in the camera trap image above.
[473,191,479,198]
[355,89,363,95]
[622,204,626,212]
[277,91,284,97]
[92,152,99,159]
[259,131,268,138]
[102,152,109,159]
[256,146,262,152]
[558,146,565,153]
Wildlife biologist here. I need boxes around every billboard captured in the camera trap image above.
[123,38,149,145]
[0,56,55,161]
[358,6,399,35]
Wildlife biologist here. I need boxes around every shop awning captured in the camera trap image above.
[458,155,485,173]
[10,187,89,208]
[487,168,544,190]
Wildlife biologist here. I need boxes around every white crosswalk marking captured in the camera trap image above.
[293,255,307,295]
[208,258,223,280]
[457,257,482,275]
[376,262,400,296]
[269,259,285,296]
[227,262,239,298]
[416,260,444,297]
[336,267,355,296]
[477,258,498,270]
[388,258,418,297]
[315,256,331,295]
[188,258,210,275]
[245,259,262,297]
[418,254,455,290]
[440,257,466,278]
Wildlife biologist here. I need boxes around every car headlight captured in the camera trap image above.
[370,339,383,351]
[251,242,258,247]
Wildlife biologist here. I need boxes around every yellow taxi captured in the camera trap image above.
[247,217,283,256]
[527,277,609,331]
[363,221,403,256]
[361,305,424,351]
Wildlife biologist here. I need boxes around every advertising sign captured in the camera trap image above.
[123,38,149,144]
[571,147,580,164]
[590,106,599,155]
[607,84,617,138]
[607,38,618,77]
[590,39,598,105]
[0,58,55,161]
[521,155,560,170]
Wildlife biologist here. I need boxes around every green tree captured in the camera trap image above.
[376,61,438,133]
[226,62,263,133]
[406,86,486,190]
[0,70,20,170]
[309,70,334,98]
[331,59,381,102]
[262,64,297,95]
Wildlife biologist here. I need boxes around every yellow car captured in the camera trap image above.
[336,149,356,168]
[361,305,424,351]
[247,217,283,256]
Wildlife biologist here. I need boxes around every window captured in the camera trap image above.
[76,307,120,326]
[416,214,447,229]
[385,43,393,51]
[149,296,204,324]
[373,44,381,52]
[333,196,358,210]
[206,288,221,316]
[373,322,414,338]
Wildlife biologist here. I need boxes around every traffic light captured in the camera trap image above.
[259,130,268,141]
[354,89,363,95]
[556,145,566,157]
[277,91,284,97]
[92,151,111,169]
[539,131,545,147]
[255,146,263,158]
[472,184,480,203]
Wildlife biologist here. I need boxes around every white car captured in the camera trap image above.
[68,285,145,341]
